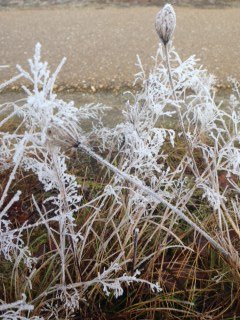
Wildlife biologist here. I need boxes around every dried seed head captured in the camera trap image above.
[155,4,176,46]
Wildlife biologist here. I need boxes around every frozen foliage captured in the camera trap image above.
[0,43,163,318]
[89,4,240,268]
[0,294,42,320]
[0,5,240,318]
[0,140,36,269]
[96,263,161,298]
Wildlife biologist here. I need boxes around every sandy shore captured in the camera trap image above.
[0,5,239,91]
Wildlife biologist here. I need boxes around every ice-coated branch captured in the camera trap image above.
[0,294,42,320]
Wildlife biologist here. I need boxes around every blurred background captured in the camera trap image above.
[0,0,239,115]
[1,0,240,6]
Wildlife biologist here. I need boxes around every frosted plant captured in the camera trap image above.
[0,6,240,318]
[94,40,219,224]
[22,149,82,216]
[0,43,107,152]
[56,287,80,314]
[96,263,161,298]
[0,191,35,268]
[0,294,42,320]
[0,42,165,318]
[81,4,240,266]
[24,148,83,290]
[47,261,161,302]
[198,182,227,211]
[0,43,108,315]
[97,37,221,206]
[94,49,181,222]
[0,136,36,269]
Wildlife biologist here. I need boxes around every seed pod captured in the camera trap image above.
[155,4,176,46]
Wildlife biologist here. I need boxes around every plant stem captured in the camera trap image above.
[164,44,200,178]
[131,228,139,276]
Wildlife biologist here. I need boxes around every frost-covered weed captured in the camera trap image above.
[0,43,163,318]
[0,4,240,318]
[0,294,42,320]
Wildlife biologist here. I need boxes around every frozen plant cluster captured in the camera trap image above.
[0,4,240,318]
[0,43,162,319]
